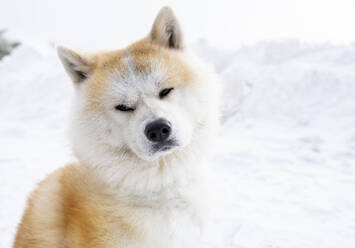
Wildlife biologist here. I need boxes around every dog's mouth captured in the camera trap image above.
[152,139,178,153]
[131,139,180,161]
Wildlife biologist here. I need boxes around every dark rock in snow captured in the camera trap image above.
[0,30,20,61]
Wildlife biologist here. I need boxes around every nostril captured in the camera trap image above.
[149,132,157,141]
[162,127,169,134]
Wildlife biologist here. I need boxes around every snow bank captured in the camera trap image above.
[195,39,355,124]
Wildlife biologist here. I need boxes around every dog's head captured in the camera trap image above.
[58,7,219,164]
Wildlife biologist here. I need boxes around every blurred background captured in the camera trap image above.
[1,0,355,247]
[1,0,355,49]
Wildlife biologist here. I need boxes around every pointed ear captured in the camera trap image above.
[57,46,92,83]
[149,6,184,49]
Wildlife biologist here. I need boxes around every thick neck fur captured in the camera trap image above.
[71,117,216,208]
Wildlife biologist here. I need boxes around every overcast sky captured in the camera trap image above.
[1,0,355,49]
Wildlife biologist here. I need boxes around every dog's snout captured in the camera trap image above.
[145,119,171,143]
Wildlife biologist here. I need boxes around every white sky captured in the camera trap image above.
[1,0,355,49]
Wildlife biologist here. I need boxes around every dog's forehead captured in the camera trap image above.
[86,39,195,108]
[110,50,165,90]
[106,56,165,104]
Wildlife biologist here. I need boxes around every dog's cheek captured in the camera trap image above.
[172,106,193,147]
[122,114,149,159]
[97,111,124,147]
[179,83,204,123]
[124,118,140,152]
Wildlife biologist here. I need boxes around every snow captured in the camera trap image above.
[1,40,355,247]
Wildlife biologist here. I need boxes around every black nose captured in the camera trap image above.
[145,119,171,143]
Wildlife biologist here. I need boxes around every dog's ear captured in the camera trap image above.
[150,6,184,49]
[57,46,93,83]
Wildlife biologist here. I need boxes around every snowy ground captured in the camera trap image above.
[1,40,355,247]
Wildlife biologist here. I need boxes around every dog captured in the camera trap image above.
[14,6,220,248]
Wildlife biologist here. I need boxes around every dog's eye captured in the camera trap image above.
[115,104,135,112]
[159,88,174,99]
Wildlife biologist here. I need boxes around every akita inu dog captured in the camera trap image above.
[14,6,219,248]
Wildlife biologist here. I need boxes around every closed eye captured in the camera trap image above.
[159,87,174,99]
[115,104,135,112]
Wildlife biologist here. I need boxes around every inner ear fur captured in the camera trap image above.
[149,6,184,49]
[57,46,93,83]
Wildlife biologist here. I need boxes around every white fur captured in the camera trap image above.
[66,48,220,247]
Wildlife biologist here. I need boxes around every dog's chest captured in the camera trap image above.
[91,163,207,247]
[125,203,202,248]
[107,185,204,247]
